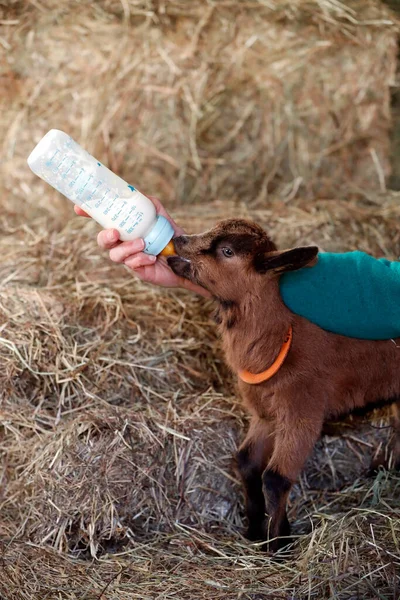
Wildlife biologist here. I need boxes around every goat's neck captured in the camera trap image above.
[218,282,292,374]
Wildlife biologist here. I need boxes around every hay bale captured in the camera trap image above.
[1,0,398,214]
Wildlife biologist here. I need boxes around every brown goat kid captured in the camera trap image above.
[168,219,400,553]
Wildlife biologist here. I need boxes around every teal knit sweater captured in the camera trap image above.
[279,251,400,340]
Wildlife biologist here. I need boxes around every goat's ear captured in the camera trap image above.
[254,246,319,274]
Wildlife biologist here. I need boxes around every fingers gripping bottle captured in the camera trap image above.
[27,129,175,256]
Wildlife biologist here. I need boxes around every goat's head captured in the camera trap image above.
[168,219,319,303]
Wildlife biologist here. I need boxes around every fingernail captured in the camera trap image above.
[107,230,117,242]
[149,255,157,262]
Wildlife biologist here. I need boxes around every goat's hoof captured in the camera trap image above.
[270,535,294,555]
[245,531,293,557]
[367,459,400,477]
[256,536,294,559]
[268,517,293,557]
[367,452,392,477]
[245,525,265,542]
[366,448,400,476]
[367,465,385,477]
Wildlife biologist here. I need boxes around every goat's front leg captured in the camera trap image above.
[262,415,322,553]
[236,417,275,541]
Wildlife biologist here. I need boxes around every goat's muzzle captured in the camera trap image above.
[167,235,194,280]
[172,235,191,255]
[173,234,189,246]
[167,255,192,280]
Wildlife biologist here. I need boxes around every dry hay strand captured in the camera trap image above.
[0,0,399,213]
[0,194,400,597]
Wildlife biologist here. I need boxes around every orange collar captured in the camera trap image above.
[238,326,293,385]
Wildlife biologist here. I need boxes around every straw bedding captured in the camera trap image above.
[2,0,399,207]
[0,0,400,598]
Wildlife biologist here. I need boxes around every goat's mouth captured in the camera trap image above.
[167,255,194,281]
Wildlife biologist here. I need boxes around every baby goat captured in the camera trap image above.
[168,218,400,553]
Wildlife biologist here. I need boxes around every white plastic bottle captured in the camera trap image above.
[27,129,175,256]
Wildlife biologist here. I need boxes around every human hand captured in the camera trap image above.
[74,196,210,298]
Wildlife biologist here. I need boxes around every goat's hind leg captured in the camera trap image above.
[392,401,400,470]
[369,399,400,474]
[236,417,275,541]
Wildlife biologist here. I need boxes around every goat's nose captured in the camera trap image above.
[175,235,189,246]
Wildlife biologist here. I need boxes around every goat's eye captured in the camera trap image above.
[222,247,234,258]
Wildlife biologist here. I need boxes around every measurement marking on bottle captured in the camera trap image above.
[120,205,138,229]
[96,188,110,208]
[69,167,84,188]
[87,180,103,201]
[127,212,144,233]
[78,174,93,198]
[111,200,126,222]
[62,159,76,179]
[46,149,60,167]
[104,194,119,216]
[54,154,68,174]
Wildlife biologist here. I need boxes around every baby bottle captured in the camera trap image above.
[27,129,175,256]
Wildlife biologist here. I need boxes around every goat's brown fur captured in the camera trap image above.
[168,219,400,553]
